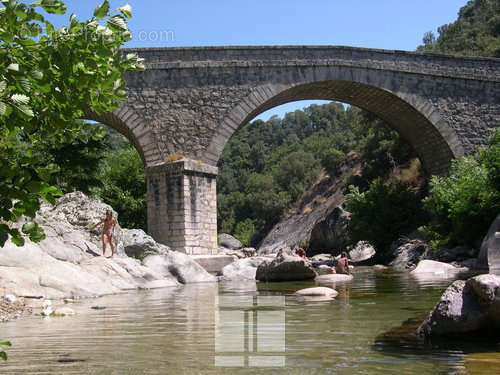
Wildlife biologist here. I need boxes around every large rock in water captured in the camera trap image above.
[348,241,376,264]
[220,257,267,281]
[0,192,215,299]
[218,234,242,249]
[294,287,338,297]
[256,253,317,282]
[121,229,169,258]
[417,274,500,337]
[477,214,500,272]
[257,185,349,256]
[308,206,350,256]
[142,253,216,284]
[389,238,429,271]
[410,260,467,276]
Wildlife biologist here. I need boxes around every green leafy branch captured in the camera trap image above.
[0,0,144,247]
[0,341,12,360]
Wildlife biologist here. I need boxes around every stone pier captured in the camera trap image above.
[147,159,218,255]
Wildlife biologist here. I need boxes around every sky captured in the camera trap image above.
[49,0,467,120]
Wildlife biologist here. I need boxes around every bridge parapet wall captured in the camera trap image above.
[124,45,500,82]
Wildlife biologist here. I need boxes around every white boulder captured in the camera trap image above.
[348,241,376,263]
[410,260,467,276]
[220,257,267,281]
[315,274,353,283]
[294,287,338,297]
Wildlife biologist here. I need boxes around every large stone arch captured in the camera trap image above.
[116,45,499,255]
[85,105,162,168]
[206,78,464,176]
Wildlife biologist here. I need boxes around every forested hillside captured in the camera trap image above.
[417,0,500,57]
[216,104,419,247]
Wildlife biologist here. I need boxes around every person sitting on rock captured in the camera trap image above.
[90,210,117,258]
[335,252,350,275]
[295,247,306,258]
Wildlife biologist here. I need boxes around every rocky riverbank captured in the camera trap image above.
[0,192,215,317]
[0,297,31,322]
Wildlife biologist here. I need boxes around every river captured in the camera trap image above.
[1,267,499,374]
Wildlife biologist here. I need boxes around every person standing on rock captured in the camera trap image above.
[90,210,117,258]
[335,252,350,275]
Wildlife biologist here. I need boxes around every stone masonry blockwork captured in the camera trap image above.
[147,160,217,255]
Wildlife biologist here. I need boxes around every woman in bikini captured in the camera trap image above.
[90,210,117,258]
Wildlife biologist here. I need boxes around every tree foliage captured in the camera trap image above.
[345,179,424,261]
[321,148,345,178]
[0,340,11,360]
[94,144,147,230]
[417,0,500,57]
[217,103,417,246]
[273,151,320,201]
[35,122,108,195]
[0,0,144,246]
[422,130,500,247]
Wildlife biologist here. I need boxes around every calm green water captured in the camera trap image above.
[1,267,499,374]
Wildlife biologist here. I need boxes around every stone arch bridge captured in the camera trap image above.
[88,46,500,255]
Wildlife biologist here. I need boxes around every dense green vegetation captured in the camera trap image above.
[35,123,107,195]
[346,179,425,262]
[217,104,417,247]
[417,0,500,57]
[37,123,148,230]
[94,140,147,230]
[421,130,500,250]
[0,0,143,247]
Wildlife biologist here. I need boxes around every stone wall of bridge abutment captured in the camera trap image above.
[106,45,500,254]
[146,159,218,255]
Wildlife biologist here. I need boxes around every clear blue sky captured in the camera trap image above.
[51,0,467,120]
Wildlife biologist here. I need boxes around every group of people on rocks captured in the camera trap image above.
[88,209,352,275]
[295,247,350,275]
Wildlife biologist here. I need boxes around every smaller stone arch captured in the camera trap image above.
[85,104,162,168]
[205,80,465,176]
